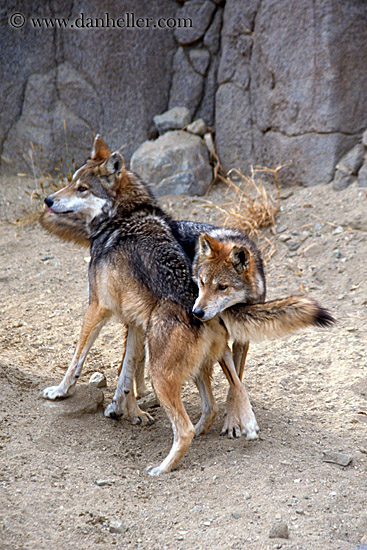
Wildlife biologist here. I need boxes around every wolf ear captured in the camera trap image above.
[229,245,251,273]
[198,233,219,257]
[91,135,111,160]
[100,152,125,185]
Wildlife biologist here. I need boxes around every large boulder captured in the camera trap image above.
[130,130,212,196]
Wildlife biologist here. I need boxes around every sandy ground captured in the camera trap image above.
[0,174,366,550]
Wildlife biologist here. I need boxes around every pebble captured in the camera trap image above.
[89,372,107,388]
[322,450,353,467]
[186,119,207,136]
[109,520,128,534]
[95,479,115,486]
[232,512,240,519]
[269,521,289,539]
[333,225,344,235]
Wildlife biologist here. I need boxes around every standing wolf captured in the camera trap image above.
[40,136,334,474]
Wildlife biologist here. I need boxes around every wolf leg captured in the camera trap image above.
[222,341,256,438]
[194,361,218,436]
[145,314,197,475]
[104,326,154,425]
[146,371,195,476]
[135,355,150,398]
[219,346,259,441]
[43,303,110,400]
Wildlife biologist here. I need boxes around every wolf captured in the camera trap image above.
[40,135,334,474]
[41,183,267,439]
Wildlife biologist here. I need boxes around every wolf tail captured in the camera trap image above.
[222,295,335,344]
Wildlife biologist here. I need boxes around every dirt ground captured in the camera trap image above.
[0,173,367,550]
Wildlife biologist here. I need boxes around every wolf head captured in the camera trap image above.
[192,233,265,321]
[40,135,153,244]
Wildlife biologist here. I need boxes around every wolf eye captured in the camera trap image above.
[217,283,228,291]
[77,185,89,194]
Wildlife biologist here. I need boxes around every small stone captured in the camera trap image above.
[322,450,353,467]
[187,119,207,136]
[333,225,344,235]
[153,107,191,134]
[269,521,289,539]
[362,128,367,147]
[95,479,115,486]
[109,520,128,534]
[203,132,216,156]
[232,512,240,519]
[89,372,107,388]
[287,241,300,251]
[279,233,291,242]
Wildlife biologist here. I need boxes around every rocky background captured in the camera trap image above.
[1,0,367,189]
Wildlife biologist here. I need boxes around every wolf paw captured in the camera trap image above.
[146,465,164,476]
[104,401,123,419]
[130,410,155,426]
[221,414,242,439]
[42,385,70,400]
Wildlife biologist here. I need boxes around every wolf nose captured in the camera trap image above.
[44,196,54,208]
[193,307,205,319]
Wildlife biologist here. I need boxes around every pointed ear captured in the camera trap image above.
[100,152,125,186]
[229,245,251,273]
[198,233,219,257]
[91,135,110,160]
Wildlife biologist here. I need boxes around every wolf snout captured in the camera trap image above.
[44,196,54,208]
[193,307,205,320]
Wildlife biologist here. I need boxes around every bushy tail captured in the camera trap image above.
[222,295,335,344]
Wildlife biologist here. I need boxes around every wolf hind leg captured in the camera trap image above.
[194,361,218,436]
[43,303,110,400]
[145,314,197,475]
[219,346,259,441]
[221,341,257,439]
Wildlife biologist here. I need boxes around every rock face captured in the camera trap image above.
[130,131,212,196]
[0,0,177,175]
[2,0,367,188]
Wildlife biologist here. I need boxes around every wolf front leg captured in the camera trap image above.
[219,346,259,441]
[43,303,110,400]
[104,325,154,425]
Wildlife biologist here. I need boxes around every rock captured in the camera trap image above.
[109,520,128,534]
[362,129,367,148]
[169,47,204,116]
[336,143,365,175]
[95,479,115,487]
[204,133,216,156]
[333,168,358,190]
[187,119,207,136]
[216,83,253,172]
[358,162,367,187]
[89,372,107,389]
[322,450,353,467]
[189,49,211,76]
[1,1,177,174]
[269,521,289,539]
[41,385,104,416]
[138,393,160,410]
[153,107,191,135]
[195,56,220,126]
[130,131,212,196]
[203,8,223,55]
[174,0,216,45]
